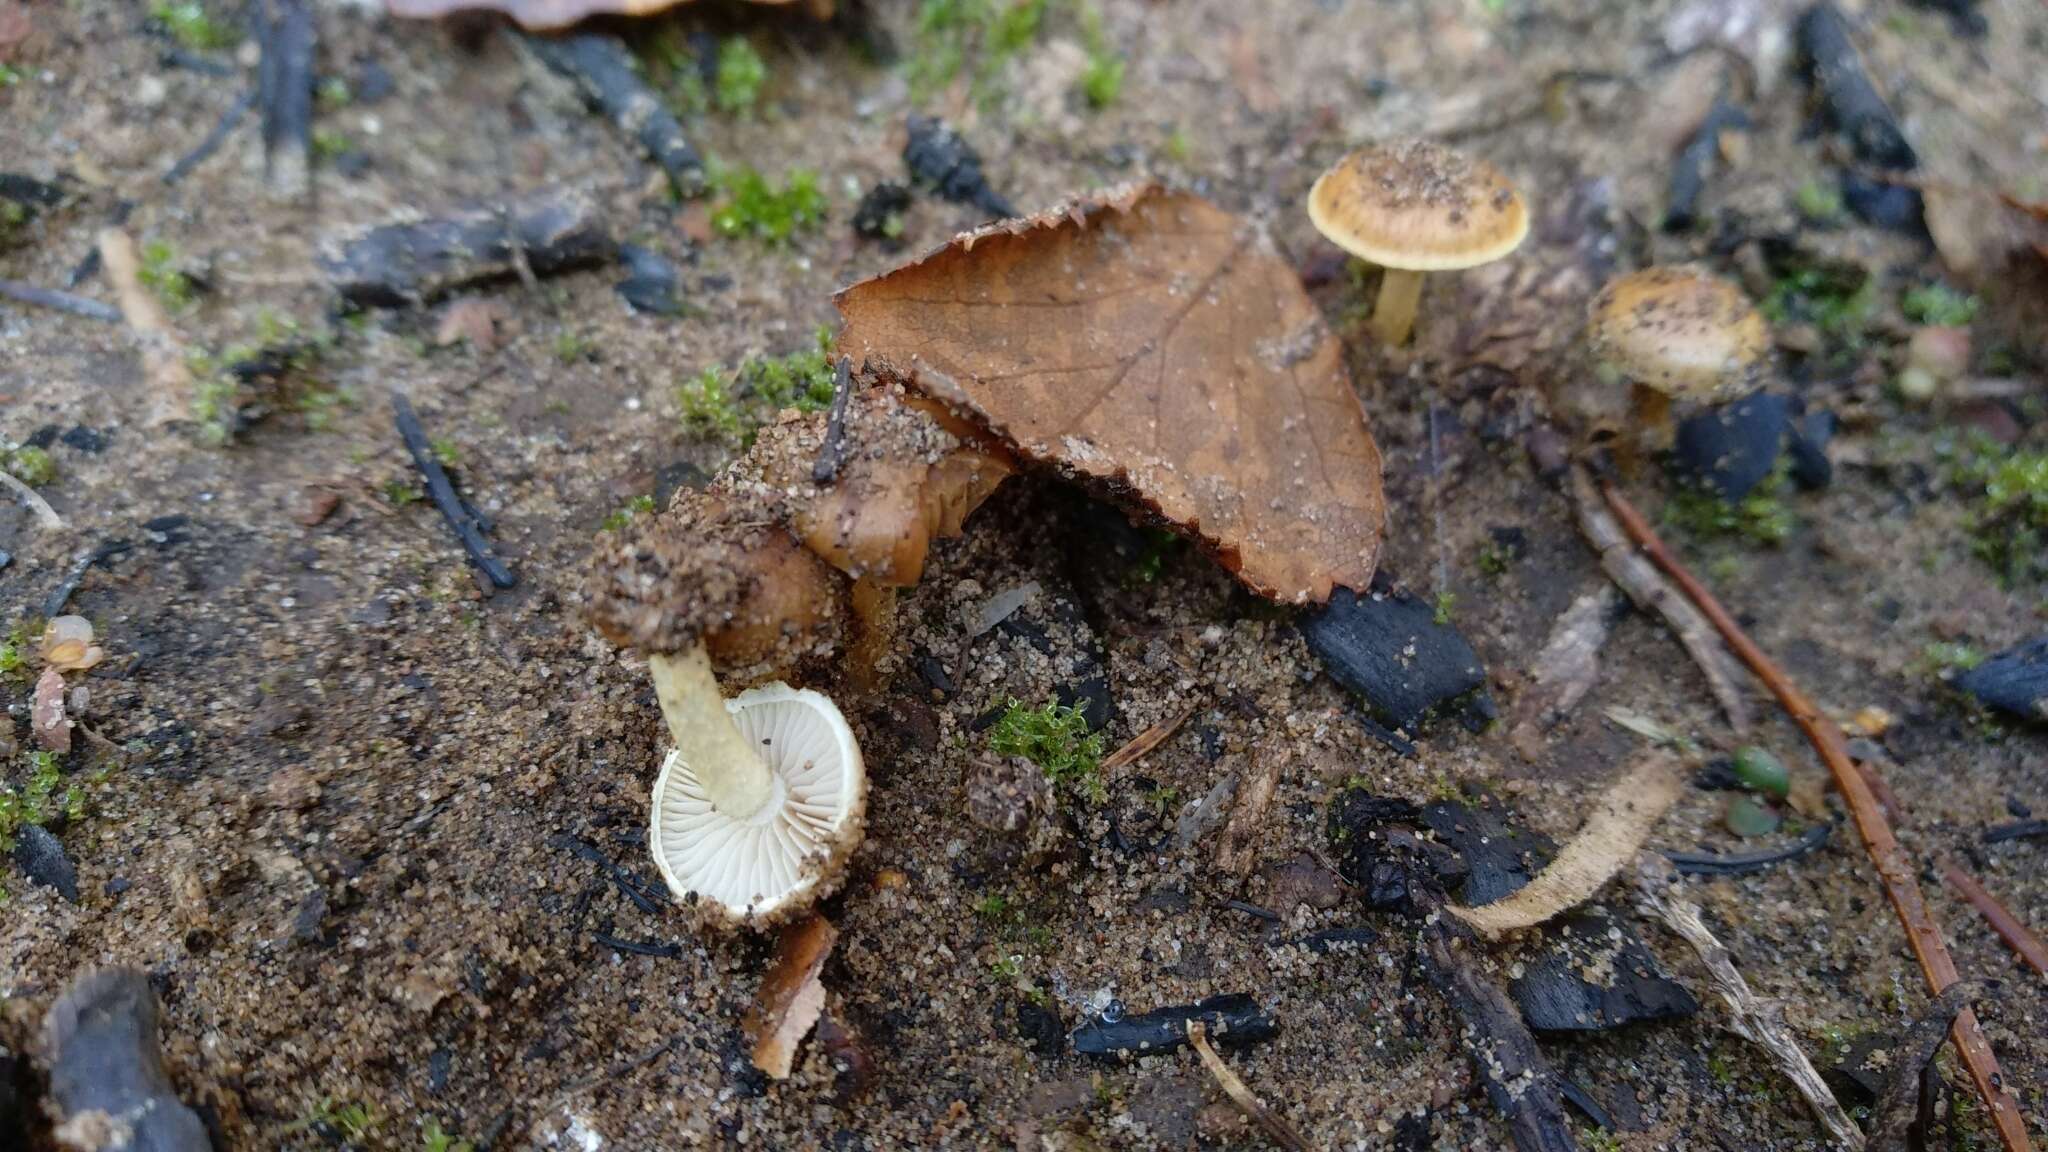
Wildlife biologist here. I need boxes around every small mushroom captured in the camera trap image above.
[585,489,861,927]
[1307,139,1529,347]
[1587,265,1769,453]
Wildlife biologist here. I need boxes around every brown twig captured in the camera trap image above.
[811,356,855,485]
[1600,482,2030,1152]
[97,228,193,427]
[1185,1020,1309,1152]
[1943,864,2048,978]
[1101,704,1198,774]
[1570,467,1752,732]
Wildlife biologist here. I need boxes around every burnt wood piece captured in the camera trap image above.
[323,189,614,307]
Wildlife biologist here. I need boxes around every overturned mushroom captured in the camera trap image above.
[1307,140,1529,347]
[586,489,861,926]
[1587,266,1768,454]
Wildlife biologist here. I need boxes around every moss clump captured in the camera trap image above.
[989,698,1105,803]
[709,167,826,244]
[1665,469,1795,547]
[678,327,838,444]
[715,38,768,114]
[3,445,56,487]
[1794,179,1843,223]
[909,0,1048,102]
[1075,4,1123,109]
[1900,283,1979,328]
[151,1,239,50]
[139,239,195,310]
[1761,264,1873,350]
[1944,433,2048,585]
[600,494,656,533]
[421,1119,474,1152]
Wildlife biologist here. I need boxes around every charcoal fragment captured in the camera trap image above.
[1070,994,1276,1060]
[903,116,1015,219]
[1509,908,1699,1032]
[1954,634,2048,723]
[1300,578,1488,730]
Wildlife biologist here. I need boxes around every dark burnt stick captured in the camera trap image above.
[811,356,854,484]
[165,89,255,186]
[322,189,614,306]
[1797,3,1914,170]
[0,279,123,322]
[1664,97,1750,231]
[1664,822,1833,877]
[521,32,706,198]
[1983,818,2048,844]
[1868,982,1973,1152]
[1420,924,1577,1152]
[254,0,315,199]
[391,394,516,588]
[591,932,680,959]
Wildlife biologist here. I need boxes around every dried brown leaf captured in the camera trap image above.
[836,184,1386,605]
[744,915,837,1079]
[1449,755,1682,937]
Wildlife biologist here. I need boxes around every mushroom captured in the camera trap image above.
[1586,265,1768,454]
[585,489,862,926]
[1306,139,1529,347]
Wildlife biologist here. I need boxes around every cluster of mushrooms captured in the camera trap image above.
[587,138,1771,935]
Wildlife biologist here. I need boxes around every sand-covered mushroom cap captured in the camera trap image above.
[649,684,866,926]
[1587,266,1768,403]
[1307,140,1529,272]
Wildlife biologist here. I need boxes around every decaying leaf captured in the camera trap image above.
[33,667,71,753]
[744,914,837,1079]
[836,184,1386,606]
[385,0,826,30]
[1449,755,1681,937]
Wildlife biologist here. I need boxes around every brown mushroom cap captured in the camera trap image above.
[584,488,843,667]
[1307,140,1529,271]
[1587,266,1769,402]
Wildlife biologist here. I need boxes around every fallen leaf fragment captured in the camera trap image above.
[1450,755,1681,936]
[33,667,71,753]
[39,616,105,673]
[744,915,836,1079]
[837,183,1386,605]
[434,297,509,353]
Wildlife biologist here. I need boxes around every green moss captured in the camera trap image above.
[317,76,352,111]
[1943,433,2048,585]
[311,127,353,162]
[151,1,239,51]
[1923,641,1985,677]
[1794,179,1843,223]
[0,751,104,856]
[710,166,826,244]
[3,445,56,487]
[1901,283,1979,328]
[422,1119,474,1152]
[381,480,423,506]
[1761,264,1874,350]
[1477,539,1517,576]
[1075,4,1123,109]
[289,1098,379,1143]
[1162,128,1192,164]
[1580,1131,1622,1152]
[989,954,1022,980]
[715,37,768,114]
[552,330,594,364]
[601,494,656,533]
[972,893,1011,920]
[989,698,1105,803]
[0,64,20,88]
[139,239,194,310]
[909,0,1048,102]
[1128,528,1181,584]
[1432,590,1457,625]
[679,327,838,444]
[1664,469,1795,547]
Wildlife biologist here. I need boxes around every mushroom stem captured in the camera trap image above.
[844,577,897,692]
[649,645,775,820]
[1631,383,1676,455]
[1370,269,1424,347]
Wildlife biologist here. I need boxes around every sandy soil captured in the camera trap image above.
[2,1,2045,1149]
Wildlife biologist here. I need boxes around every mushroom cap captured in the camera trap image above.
[1587,266,1768,402]
[1307,140,1529,271]
[648,684,866,927]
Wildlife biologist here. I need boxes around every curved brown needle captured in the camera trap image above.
[1600,483,2030,1152]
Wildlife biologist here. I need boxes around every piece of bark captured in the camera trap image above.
[1450,755,1681,936]
[744,915,836,1079]
[32,667,70,753]
[1509,585,1622,758]
[1572,465,1751,732]
[519,32,705,197]
[254,0,314,199]
[1635,855,1863,1149]
[1868,982,1973,1152]
[1213,755,1279,878]
[41,968,214,1152]
[322,189,614,306]
[97,229,194,427]
[1070,994,1276,1061]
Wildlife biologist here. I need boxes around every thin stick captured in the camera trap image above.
[391,394,517,589]
[164,89,255,186]
[0,469,64,530]
[1869,982,1973,1152]
[1601,482,2030,1152]
[1185,1021,1308,1152]
[811,357,855,484]
[1101,704,1197,774]
[1570,467,1752,732]
[1943,864,2048,977]
[0,279,123,322]
[1635,856,1864,1150]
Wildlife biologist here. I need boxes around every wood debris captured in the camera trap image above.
[744,915,837,1079]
